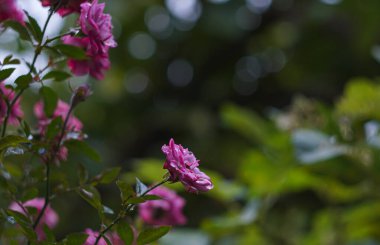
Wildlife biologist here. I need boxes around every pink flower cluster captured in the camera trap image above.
[40,0,90,17]
[0,83,23,126]
[9,198,59,240]
[62,0,117,80]
[0,0,25,24]
[162,139,213,193]
[139,186,186,226]
[83,229,126,245]
[34,100,83,162]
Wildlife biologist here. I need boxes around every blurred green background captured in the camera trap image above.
[7,0,380,244]
[73,0,380,244]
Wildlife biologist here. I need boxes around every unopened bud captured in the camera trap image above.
[71,83,92,107]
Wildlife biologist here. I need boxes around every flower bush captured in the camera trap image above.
[0,1,213,244]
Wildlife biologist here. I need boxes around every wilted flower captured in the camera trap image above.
[162,138,213,193]
[0,0,25,24]
[34,100,83,161]
[139,186,186,226]
[40,0,89,17]
[9,198,59,240]
[0,83,23,126]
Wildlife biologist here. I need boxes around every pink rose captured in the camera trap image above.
[61,0,116,80]
[62,36,110,80]
[79,0,117,51]
[162,139,213,193]
[0,0,25,24]
[139,186,186,226]
[9,198,59,240]
[40,0,90,17]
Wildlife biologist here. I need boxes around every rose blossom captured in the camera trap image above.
[0,0,25,24]
[40,0,90,17]
[79,0,117,51]
[9,198,59,240]
[0,83,23,126]
[162,138,213,193]
[62,0,116,80]
[34,100,83,161]
[62,36,110,80]
[139,186,186,226]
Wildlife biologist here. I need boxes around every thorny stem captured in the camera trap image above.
[93,178,170,245]
[0,7,55,138]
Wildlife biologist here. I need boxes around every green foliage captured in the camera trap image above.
[42,70,71,82]
[65,140,101,162]
[0,136,29,154]
[0,68,15,81]
[39,86,58,117]
[91,167,121,185]
[4,20,32,42]
[62,232,88,245]
[116,221,134,245]
[2,55,20,65]
[116,179,134,202]
[14,74,33,90]
[137,226,171,245]
[337,78,380,120]
[25,12,42,42]
[53,44,87,60]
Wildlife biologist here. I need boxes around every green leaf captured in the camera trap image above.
[92,167,121,185]
[135,177,148,196]
[25,11,42,42]
[116,179,134,202]
[6,209,37,241]
[0,135,29,153]
[45,117,63,140]
[65,140,101,162]
[4,20,32,42]
[77,186,102,211]
[14,73,33,90]
[2,55,20,65]
[78,163,89,185]
[117,221,134,245]
[137,226,171,245]
[21,187,39,202]
[336,78,380,120]
[42,224,56,242]
[54,44,87,60]
[63,232,89,245]
[0,68,15,81]
[22,120,31,137]
[128,195,160,204]
[39,86,58,117]
[3,55,13,64]
[42,70,71,82]
[127,197,146,204]
[143,195,162,200]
